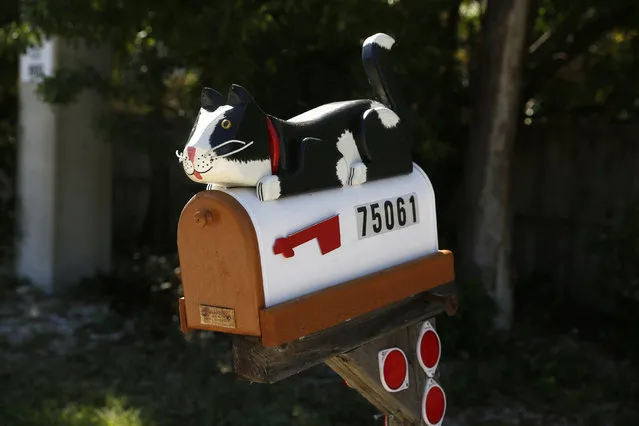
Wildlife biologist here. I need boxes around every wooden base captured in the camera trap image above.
[232,283,456,384]
[326,321,430,425]
[179,249,455,347]
[259,250,455,346]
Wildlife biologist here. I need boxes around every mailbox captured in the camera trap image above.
[177,164,454,346]
[175,32,455,348]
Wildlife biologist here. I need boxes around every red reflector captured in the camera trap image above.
[378,347,409,392]
[422,379,446,426]
[417,321,441,376]
[383,350,407,389]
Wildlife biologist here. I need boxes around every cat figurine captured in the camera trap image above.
[176,32,413,201]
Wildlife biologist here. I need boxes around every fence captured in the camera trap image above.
[512,119,639,302]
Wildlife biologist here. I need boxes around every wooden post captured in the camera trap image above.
[232,287,455,384]
[326,321,428,425]
[232,287,455,424]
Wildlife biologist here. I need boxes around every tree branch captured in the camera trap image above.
[522,5,634,100]
[524,0,542,51]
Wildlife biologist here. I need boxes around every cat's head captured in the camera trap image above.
[177,84,272,187]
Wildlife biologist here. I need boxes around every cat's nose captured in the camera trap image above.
[187,147,197,163]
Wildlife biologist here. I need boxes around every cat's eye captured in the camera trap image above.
[221,119,232,129]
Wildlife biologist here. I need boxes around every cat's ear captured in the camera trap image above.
[227,84,255,105]
[201,87,223,111]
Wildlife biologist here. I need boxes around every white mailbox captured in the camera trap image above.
[224,164,439,307]
[177,164,454,347]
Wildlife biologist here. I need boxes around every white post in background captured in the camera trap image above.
[16,38,113,292]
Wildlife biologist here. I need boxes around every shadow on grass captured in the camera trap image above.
[0,328,375,426]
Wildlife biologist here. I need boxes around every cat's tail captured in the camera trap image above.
[362,33,408,124]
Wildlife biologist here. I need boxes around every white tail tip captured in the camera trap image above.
[363,33,395,50]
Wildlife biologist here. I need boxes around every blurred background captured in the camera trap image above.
[1,0,638,425]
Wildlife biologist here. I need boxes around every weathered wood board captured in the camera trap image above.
[232,284,455,384]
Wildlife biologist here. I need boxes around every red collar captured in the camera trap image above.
[266,116,280,174]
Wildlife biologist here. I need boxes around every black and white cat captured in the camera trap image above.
[177,33,413,201]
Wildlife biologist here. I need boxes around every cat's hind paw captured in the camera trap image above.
[257,175,281,201]
[348,162,368,186]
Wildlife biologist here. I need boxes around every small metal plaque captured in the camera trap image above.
[199,304,236,328]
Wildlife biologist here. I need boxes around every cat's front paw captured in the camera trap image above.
[348,162,368,186]
[257,175,281,201]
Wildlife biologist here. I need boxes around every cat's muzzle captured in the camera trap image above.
[176,149,215,175]
[176,140,253,176]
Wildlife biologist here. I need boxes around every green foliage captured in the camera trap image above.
[530,29,639,120]
[15,396,148,426]
[18,0,467,163]
[8,0,474,250]
[2,0,636,179]
[525,1,639,120]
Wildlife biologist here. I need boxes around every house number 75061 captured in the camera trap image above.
[355,193,420,239]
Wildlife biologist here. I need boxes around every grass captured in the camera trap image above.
[435,282,639,426]
[1,329,377,426]
[1,279,638,426]
[440,328,639,424]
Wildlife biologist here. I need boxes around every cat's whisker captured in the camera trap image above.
[211,139,246,153]
[214,141,254,159]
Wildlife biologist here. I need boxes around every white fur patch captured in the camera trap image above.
[348,161,367,186]
[363,33,395,50]
[186,105,233,151]
[336,158,349,186]
[373,107,400,129]
[336,130,363,186]
[257,175,281,201]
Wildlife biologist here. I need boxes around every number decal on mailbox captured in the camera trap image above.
[355,193,419,239]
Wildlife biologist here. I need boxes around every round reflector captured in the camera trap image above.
[378,347,409,392]
[422,379,446,426]
[416,320,441,376]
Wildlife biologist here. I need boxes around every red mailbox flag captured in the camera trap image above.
[273,215,341,258]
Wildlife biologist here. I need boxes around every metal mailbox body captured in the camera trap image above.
[177,164,449,344]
